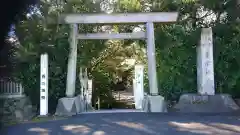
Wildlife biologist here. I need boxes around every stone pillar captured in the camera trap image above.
[174,28,239,112]
[86,79,93,110]
[133,65,144,109]
[79,67,88,99]
[79,67,90,111]
[55,24,83,116]
[66,24,78,97]
[79,67,84,99]
[87,79,93,105]
[40,53,48,116]
[197,28,215,95]
[144,22,165,112]
[146,22,158,95]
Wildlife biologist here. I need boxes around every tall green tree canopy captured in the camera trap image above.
[8,0,240,111]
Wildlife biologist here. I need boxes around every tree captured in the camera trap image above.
[11,0,240,112]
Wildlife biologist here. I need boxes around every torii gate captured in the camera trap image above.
[55,12,178,115]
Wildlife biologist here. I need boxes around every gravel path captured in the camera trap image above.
[1,110,240,135]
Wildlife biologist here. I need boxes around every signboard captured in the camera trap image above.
[40,53,48,116]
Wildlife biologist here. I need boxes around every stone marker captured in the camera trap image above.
[197,28,215,95]
[86,79,93,110]
[133,65,144,110]
[173,28,240,113]
[79,67,94,111]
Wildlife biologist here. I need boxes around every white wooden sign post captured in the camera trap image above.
[40,53,49,116]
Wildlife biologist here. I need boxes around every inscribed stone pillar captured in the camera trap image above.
[66,24,78,97]
[133,65,144,109]
[79,67,88,99]
[197,28,215,95]
[87,79,93,105]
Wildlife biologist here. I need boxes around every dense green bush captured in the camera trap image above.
[9,0,240,112]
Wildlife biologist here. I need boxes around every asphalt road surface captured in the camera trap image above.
[1,111,240,135]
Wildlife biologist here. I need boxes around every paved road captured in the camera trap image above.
[1,111,240,135]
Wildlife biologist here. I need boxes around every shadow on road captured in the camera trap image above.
[1,113,240,135]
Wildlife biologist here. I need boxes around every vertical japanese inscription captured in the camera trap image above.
[40,53,48,115]
[198,28,215,95]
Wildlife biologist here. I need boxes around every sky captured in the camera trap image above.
[8,6,41,37]
[8,25,15,37]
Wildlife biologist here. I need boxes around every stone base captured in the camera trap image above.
[55,96,82,116]
[86,102,95,111]
[55,95,95,116]
[173,94,240,112]
[0,96,36,122]
[142,95,167,112]
[235,99,240,106]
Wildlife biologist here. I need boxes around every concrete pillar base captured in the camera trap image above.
[55,96,85,116]
[142,95,167,112]
[173,94,240,112]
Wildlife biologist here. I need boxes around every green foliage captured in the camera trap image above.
[10,0,240,112]
[213,23,240,97]
[153,24,199,100]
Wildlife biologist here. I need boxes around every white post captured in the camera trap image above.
[197,28,215,95]
[134,65,144,109]
[83,68,88,110]
[87,79,93,105]
[146,22,158,95]
[66,24,78,97]
[40,53,48,116]
[79,67,87,99]
[79,67,84,99]
[79,67,89,111]
[84,68,88,98]
[19,83,24,96]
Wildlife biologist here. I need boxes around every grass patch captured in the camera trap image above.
[3,115,68,127]
[3,121,19,126]
[30,115,67,123]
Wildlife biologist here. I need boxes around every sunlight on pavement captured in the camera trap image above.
[28,127,51,135]
[169,121,240,135]
[92,130,106,135]
[113,121,156,134]
[61,124,91,134]
[210,123,240,133]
